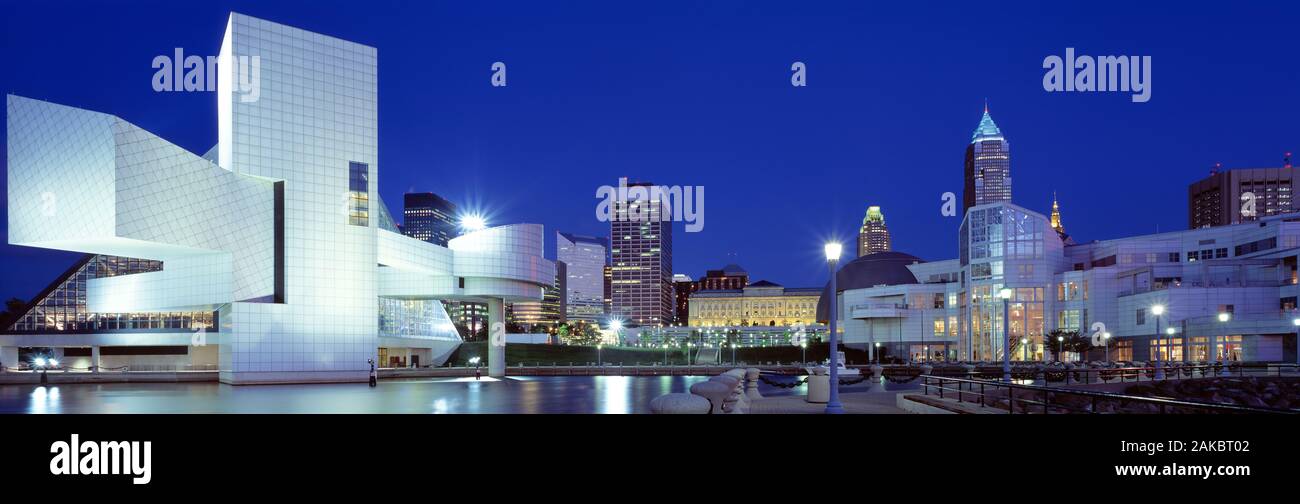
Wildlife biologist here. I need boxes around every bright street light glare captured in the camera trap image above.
[823,242,842,261]
[459,214,487,232]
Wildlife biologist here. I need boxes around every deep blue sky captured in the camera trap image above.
[2,0,1297,302]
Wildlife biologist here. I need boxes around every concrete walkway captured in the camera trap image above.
[749,389,911,414]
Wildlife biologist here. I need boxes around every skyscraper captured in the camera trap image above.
[402,192,458,246]
[557,232,608,323]
[610,181,674,326]
[963,105,1012,214]
[857,205,891,256]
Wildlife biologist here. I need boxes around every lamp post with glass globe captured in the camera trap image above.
[1056,335,1065,363]
[801,341,808,365]
[1103,332,1112,364]
[824,242,844,414]
[1151,304,1166,380]
[1020,337,1029,361]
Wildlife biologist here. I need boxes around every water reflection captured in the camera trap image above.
[29,386,62,414]
[0,376,721,414]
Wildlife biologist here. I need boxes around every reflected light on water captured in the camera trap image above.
[598,376,631,414]
[30,386,61,414]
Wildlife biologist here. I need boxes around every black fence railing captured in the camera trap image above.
[920,374,1297,414]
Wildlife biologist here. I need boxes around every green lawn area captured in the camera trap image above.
[446,342,875,366]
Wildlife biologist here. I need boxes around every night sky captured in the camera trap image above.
[1,0,1297,302]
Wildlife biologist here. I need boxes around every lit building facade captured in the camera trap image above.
[557,232,608,323]
[609,181,674,326]
[963,107,1012,213]
[2,13,554,383]
[857,206,891,256]
[509,261,567,331]
[403,192,458,246]
[688,281,821,327]
[1188,165,1296,229]
[824,201,1300,364]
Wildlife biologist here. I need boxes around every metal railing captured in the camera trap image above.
[920,374,1297,414]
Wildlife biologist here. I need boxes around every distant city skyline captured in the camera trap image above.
[2,1,1297,304]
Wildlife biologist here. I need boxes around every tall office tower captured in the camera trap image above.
[963,105,1012,214]
[1188,163,1297,229]
[610,181,674,326]
[557,232,609,323]
[603,265,612,316]
[856,206,891,256]
[508,261,567,331]
[672,274,694,326]
[402,192,458,246]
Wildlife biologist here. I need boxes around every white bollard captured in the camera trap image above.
[745,368,763,400]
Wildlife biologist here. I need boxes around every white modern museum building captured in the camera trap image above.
[2,13,554,384]
[821,202,1300,365]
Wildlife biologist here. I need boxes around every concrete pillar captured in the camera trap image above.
[91,346,101,373]
[487,298,506,377]
[1,346,18,372]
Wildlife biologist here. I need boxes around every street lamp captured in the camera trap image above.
[800,341,808,364]
[824,241,844,414]
[1102,332,1112,364]
[999,288,1013,382]
[459,213,487,232]
[662,343,669,365]
[686,341,694,366]
[874,342,881,364]
[1151,304,1166,380]
[597,344,603,367]
[1020,337,1029,361]
[1056,335,1065,363]
[1293,317,1300,365]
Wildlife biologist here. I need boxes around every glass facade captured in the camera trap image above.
[8,255,215,333]
[557,232,608,323]
[961,204,1049,361]
[348,161,369,227]
[378,298,459,341]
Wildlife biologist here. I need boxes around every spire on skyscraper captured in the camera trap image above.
[1050,192,1070,243]
[971,108,1003,143]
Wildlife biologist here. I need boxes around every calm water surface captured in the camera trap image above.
[0,375,775,414]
